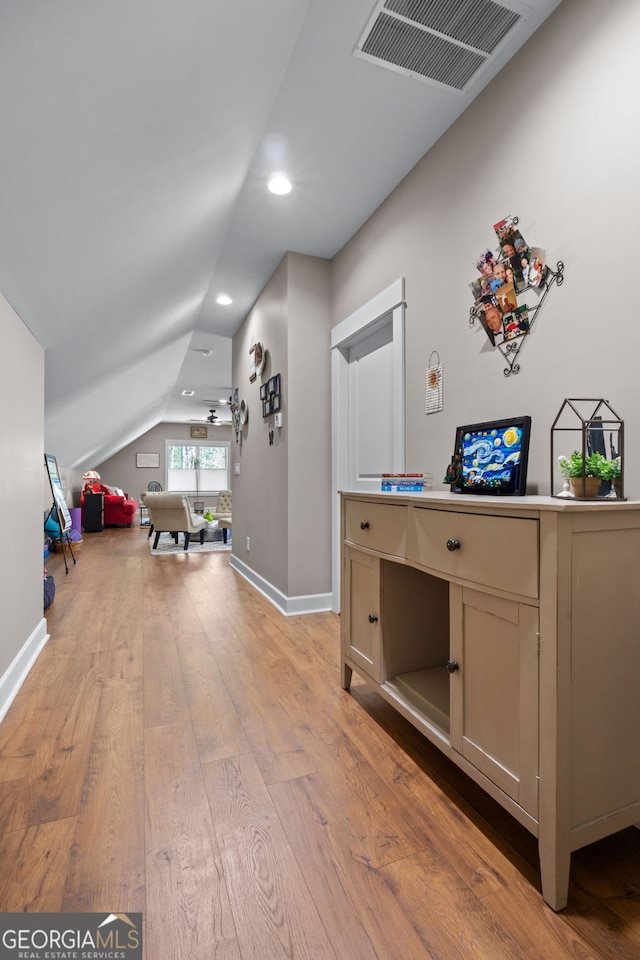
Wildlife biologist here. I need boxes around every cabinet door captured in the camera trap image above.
[450,586,539,816]
[342,545,382,682]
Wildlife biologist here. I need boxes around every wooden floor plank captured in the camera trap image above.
[142,629,190,729]
[253,660,465,873]
[180,566,231,632]
[145,721,240,960]
[25,673,103,828]
[381,851,529,960]
[0,818,77,912]
[571,829,640,904]
[212,635,318,785]
[479,878,640,960]
[202,752,338,960]
[269,773,436,960]
[0,666,102,832]
[62,676,146,913]
[176,629,251,763]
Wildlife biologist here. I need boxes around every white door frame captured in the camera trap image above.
[331,277,406,611]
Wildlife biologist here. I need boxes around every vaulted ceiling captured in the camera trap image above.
[0,0,563,468]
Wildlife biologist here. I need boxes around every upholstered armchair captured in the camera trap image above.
[210,489,232,521]
[141,492,208,551]
[208,489,232,543]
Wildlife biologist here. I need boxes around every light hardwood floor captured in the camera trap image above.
[2,525,640,959]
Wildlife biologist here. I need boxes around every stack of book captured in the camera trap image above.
[381,473,427,492]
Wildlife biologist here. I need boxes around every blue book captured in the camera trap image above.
[381,483,424,492]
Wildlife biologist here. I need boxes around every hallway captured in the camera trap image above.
[1,526,640,958]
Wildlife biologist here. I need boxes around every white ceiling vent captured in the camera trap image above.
[354,0,529,93]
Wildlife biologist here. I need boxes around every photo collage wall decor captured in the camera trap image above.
[470,215,548,349]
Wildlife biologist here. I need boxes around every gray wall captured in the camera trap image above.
[287,254,332,596]
[332,0,640,496]
[233,258,290,594]
[232,253,332,599]
[0,292,44,679]
[96,420,233,508]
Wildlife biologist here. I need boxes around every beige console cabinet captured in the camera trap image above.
[340,491,640,910]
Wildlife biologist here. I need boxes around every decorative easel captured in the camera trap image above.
[44,453,76,573]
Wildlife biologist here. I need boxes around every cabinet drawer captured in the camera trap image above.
[409,508,538,598]
[344,500,407,557]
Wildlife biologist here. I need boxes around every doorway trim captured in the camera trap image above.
[331,277,406,611]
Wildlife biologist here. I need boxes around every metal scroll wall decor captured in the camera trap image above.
[229,388,241,442]
[468,215,564,377]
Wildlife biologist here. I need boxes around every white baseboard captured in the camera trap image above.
[230,556,332,616]
[0,618,50,725]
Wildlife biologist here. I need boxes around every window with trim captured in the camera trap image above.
[165,441,230,494]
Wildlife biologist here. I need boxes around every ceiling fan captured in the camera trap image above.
[188,408,220,424]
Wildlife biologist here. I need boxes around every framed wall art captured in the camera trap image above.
[262,372,282,418]
[136,452,160,468]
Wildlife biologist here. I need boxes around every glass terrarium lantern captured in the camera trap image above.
[550,399,625,500]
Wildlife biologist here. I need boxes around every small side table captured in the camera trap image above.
[83,492,104,532]
[139,499,150,526]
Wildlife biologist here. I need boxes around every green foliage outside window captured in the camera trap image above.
[168,445,226,470]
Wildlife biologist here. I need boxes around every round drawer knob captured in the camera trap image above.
[368,614,378,623]
[360,521,370,530]
[446,660,459,673]
[446,538,461,552]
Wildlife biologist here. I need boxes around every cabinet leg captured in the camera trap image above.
[341,662,353,690]
[539,843,571,911]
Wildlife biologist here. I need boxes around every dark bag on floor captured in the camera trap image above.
[44,574,56,610]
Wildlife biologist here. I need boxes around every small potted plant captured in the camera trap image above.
[558,451,618,498]
[599,455,622,497]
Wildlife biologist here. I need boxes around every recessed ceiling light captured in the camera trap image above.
[216,294,232,305]
[268,174,292,195]
[181,389,195,396]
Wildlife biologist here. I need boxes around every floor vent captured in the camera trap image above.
[354,0,527,93]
